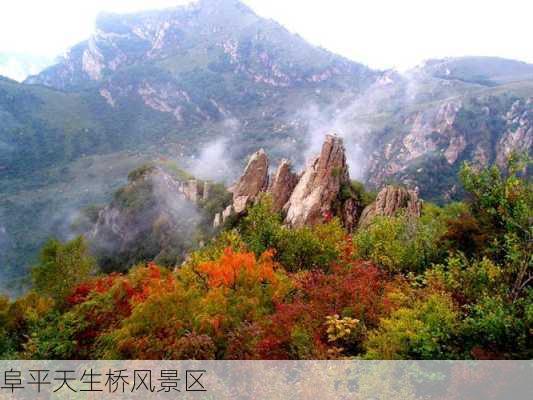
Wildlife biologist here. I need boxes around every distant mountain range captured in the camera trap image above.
[0,0,531,291]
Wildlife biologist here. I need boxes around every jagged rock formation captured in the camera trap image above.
[268,159,299,212]
[231,149,269,213]
[358,186,422,228]
[215,134,366,230]
[283,135,350,227]
[214,148,269,226]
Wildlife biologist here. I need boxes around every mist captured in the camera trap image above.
[189,118,242,183]
[87,166,203,271]
[288,68,436,183]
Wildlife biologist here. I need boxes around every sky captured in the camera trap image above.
[0,0,532,80]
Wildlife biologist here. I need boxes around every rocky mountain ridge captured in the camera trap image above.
[365,94,532,199]
[26,0,374,92]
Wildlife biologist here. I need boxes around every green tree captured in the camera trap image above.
[31,236,96,307]
[353,206,449,274]
[239,197,345,272]
[459,154,532,301]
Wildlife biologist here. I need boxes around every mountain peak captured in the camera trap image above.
[26,0,374,90]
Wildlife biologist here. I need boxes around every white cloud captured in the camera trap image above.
[0,54,53,81]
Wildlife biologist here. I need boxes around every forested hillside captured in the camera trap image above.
[1,138,531,359]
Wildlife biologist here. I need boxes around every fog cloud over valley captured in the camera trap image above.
[189,118,242,183]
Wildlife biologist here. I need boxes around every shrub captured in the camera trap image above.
[459,155,532,301]
[239,198,345,272]
[365,293,459,359]
[95,250,288,359]
[252,261,391,359]
[460,294,532,359]
[425,255,504,305]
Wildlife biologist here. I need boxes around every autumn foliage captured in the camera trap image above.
[1,159,531,360]
[197,248,277,288]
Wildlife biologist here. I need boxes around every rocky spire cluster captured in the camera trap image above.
[214,134,422,230]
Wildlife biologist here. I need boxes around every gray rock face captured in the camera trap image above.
[358,185,422,228]
[230,149,269,214]
[366,94,533,200]
[177,179,212,204]
[496,98,533,168]
[213,149,269,226]
[181,179,202,203]
[283,134,349,228]
[267,159,299,212]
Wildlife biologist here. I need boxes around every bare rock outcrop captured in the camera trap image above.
[179,179,213,204]
[341,198,362,232]
[358,185,422,228]
[213,134,423,231]
[267,159,299,212]
[180,179,202,203]
[230,149,269,213]
[283,134,350,228]
[213,149,269,226]
[496,98,532,168]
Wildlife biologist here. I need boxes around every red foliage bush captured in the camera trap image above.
[253,260,391,359]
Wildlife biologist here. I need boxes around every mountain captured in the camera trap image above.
[0,0,532,291]
[413,56,533,86]
[85,135,421,273]
[1,0,378,290]
[27,0,374,91]
[358,60,533,200]
[21,0,379,170]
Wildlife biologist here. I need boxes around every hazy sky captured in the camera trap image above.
[0,0,531,77]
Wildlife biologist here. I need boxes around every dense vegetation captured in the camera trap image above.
[0,157,531,360]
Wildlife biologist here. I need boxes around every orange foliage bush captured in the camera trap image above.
[197,248,277,288]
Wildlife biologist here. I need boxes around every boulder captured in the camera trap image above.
[358,185,422,227]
